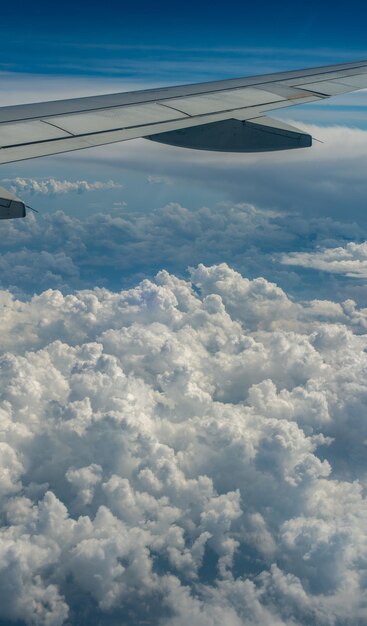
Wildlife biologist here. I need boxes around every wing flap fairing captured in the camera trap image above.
[147,116,312,152]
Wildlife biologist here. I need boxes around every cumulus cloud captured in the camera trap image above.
[281,241,367,277]
[0,177,123,196]
[0,264,367,625]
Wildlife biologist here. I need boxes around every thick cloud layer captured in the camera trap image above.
[1,264,367,625]
[1,201,366,305]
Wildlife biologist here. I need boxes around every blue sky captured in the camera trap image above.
[2,3,367,626]
[1,0,367,79]
[1,0,367,49]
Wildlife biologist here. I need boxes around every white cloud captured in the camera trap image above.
[0,177,123,196]
[0,264,367,624]
[281,241,367,277]
[146,175,173,185]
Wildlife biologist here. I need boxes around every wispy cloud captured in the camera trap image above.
[1,177,123,196]
[2,40,366,82]
[146,175,173,185]
[281,241,367,277]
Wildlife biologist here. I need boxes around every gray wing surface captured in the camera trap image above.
[0,60,367,164]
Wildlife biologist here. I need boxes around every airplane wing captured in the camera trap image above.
[0,59,367,217]
[1,59,367,165]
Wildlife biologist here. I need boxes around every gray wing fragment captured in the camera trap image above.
[0,186,26,219]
